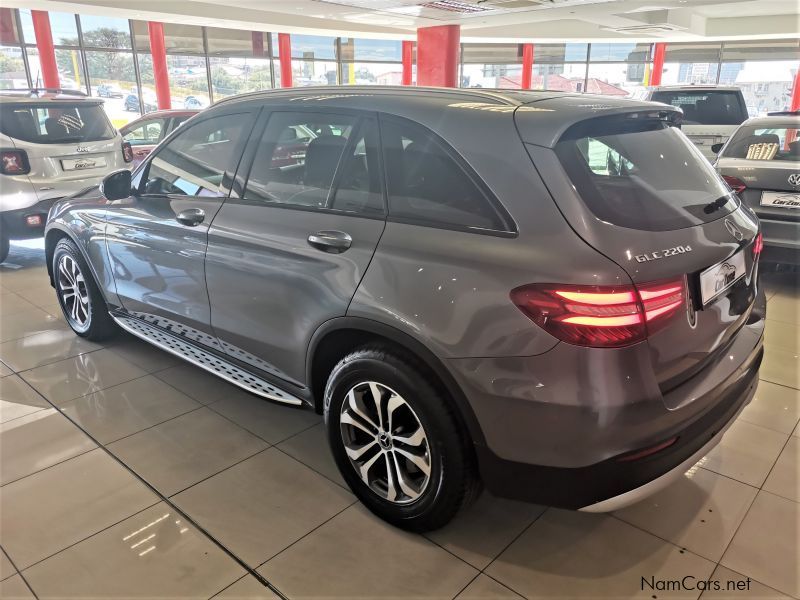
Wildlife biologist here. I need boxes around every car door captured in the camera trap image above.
[106,108,257,349]
[205,110,386,387]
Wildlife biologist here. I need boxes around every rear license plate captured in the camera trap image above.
[61,157,106,171]
[761,191,800,209]
[699,249,747,305]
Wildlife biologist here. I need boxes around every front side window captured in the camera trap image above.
[142,112,248,197]
[380,116,507,232]
[0,102,115,144]
[122,119,164,146]
[723,125,799,161]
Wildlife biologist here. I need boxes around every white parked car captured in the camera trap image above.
[640,85,749,160]
[0,88,132,263]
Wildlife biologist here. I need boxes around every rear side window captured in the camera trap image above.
[122,119,164,146]
[723,125,799,161]
[380,116,508,233]
[142,112,248,197]
[554,116,736,232]
[650,91,747,125]
[0,103,115,144]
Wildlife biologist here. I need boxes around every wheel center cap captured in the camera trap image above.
[378,432,392,450]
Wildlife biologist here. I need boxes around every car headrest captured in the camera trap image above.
[304,135,348,189]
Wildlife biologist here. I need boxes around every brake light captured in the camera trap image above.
[510,278,686,348]
[753,232,763,258]
[722,175,747,195]
[0,149,30,175]
[122,141,133,163]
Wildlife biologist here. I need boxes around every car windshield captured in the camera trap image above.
[554,115,737,231]
[0,102,115,144]
[722,125,800,161]
[650,90,747,125]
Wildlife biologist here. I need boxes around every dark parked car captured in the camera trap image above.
[95,83,123,98]
[45,87,765,531]
[124,92,157,113]
[713,111,800,264]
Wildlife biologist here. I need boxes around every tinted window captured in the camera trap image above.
[554,116,736,232]
[330,118,383,215]
[0,103,115,144]
[650,91,747,125]
[380,117,506,232]
[122,118,164,146]
[142,113,248,197]
[244,112,357,209]
[723,125,799,161]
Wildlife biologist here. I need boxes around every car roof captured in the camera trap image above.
[0,88,100,104]
[738,114,800,128]
[648,85,742,92]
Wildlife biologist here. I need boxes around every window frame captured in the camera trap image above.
[136,108,256,199]
[377,113,517,237]
[235,107,388,220]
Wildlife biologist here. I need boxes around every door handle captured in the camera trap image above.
[176,208,205,227]
[307,230,352,253]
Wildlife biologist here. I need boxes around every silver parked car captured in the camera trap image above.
[714,111,800,264]
[640,85,749,160]
[0,88,132,263]
[45,87,765,531]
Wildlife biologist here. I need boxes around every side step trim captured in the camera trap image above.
[112,314,303,406]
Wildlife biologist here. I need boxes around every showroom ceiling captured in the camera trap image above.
[8,0,800,41]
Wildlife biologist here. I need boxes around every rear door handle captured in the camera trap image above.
[176,208,205,227]
[307,230,352,253]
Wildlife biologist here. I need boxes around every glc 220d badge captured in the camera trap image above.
[634,245,693,263]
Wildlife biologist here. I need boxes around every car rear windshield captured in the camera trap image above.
[554,115,737,232]
[650,91,747,125]
[722,125,800,161]
[0,102,115,144]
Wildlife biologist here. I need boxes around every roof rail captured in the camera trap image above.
[0,87,88,97]
[767,109,800,116]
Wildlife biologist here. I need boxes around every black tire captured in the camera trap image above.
[0,232,9,264]
[324,345,480,532]
[52,238,118,341]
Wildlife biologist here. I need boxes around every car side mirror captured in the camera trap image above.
[100,169,133,201]
[711,142,724,154]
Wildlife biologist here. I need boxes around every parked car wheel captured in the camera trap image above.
[53,238,118,341]
[0,232,9,264]
[324,346,480,532]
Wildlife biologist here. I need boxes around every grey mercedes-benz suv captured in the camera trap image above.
[45,86,765,531]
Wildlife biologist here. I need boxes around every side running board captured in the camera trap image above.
[112,314,303,406]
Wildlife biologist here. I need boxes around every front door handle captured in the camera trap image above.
[176,208,205,227]
[307,230,352,253]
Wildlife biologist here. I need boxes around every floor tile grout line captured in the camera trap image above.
[12,376,292,600]
[0,545,40,600]
[167,446,272,498]
[91,404,207,447]
[709,488,762,590]
[0,406,51,428]
[204,397,321,447]
[449,571,482,599]
[11,345,108,377]
[756,433,798,504]
[757,376,800,393]
[0,446,97,489]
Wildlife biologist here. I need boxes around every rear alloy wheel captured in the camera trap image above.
[53,238,118,341]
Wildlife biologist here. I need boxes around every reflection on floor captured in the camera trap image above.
[1,240,798,600]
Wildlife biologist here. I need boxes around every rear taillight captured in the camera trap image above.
[510,278,686,348]
[122,141,133,163]
[753,232,763,258]
[0,149,30,175]
[722,175,747,195]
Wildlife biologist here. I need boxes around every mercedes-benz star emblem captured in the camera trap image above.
[724,219,744,241]
[788,173,800,187]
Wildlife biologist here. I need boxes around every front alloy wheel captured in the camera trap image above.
[340,381,431,504]
[57,253,91,332]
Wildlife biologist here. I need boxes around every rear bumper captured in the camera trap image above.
[0,197,57,240]
[757,216,800,264]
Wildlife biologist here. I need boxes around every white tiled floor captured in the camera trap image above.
[1,241,798,600]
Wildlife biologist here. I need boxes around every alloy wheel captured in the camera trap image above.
[57,254,91,331]
[339,381,431,505]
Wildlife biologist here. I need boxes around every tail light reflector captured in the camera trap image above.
[753,232,763,258]
[122,141,133,163]
[510,278,686,348]
[722,175,746,195]
[0,149,30,175]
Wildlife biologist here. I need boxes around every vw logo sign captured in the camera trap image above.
[788,173,800,187]
[725,219,744,241]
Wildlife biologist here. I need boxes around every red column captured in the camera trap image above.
[791,65,800,111]
[148,22,171,109]
[278,33,292,88]
[31,10,59,89]
[416,25,460,87]
[521,43,534,90]
[650,42,666,86]
[401,40,413,86]
[0,8,17,45]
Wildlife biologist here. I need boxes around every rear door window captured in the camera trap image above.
[379,115,509,233]
[554,115,737,231]
[650,91,747,125]
[723,125,799,161]
[0,103,116,144]
[122,119,165,146]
